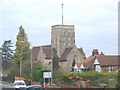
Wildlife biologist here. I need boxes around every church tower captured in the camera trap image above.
[51,3,75,57]
[51,25,75,57]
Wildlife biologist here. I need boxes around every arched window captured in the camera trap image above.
[74,55,77,61]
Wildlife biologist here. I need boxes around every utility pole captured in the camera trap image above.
[31,46,33,85]
[0,49,2,83]
[20,55,22,78]
[51,48,53,87]
[19,41,24,79]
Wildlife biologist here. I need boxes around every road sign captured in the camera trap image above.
[43,72,52,78]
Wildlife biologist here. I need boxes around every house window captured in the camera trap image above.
[109,66,114,72]
[95,65,101,72]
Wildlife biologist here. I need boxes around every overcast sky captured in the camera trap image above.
[0,0,119,56]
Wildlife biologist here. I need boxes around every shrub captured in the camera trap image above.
[32,67,50,82]
[61,71,118,86]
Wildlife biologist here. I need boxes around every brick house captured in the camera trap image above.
[79,49,120,72]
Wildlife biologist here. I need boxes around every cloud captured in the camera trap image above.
[1,0,118,56]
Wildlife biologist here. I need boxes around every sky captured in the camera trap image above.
[0,0,119,57]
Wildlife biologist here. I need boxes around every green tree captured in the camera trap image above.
[22,60,31,79]
[52,56,59,71]
[7,62,19,82]
[52,56,62,85]
[71,59,76,72]
[14,25,31,68]
[2,40,13,61]
[22,60,42,79]
[1,40,14,71]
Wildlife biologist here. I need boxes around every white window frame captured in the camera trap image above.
[109,66,114,72]
[94,59,101,72]
[95,65,101,72]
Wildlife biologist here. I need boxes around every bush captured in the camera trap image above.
[107,79,117,88]
[61,71,118,87]
[32,67,50,82]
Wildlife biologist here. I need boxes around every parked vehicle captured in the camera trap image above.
[21,85,45,90]
[13,80,26,89]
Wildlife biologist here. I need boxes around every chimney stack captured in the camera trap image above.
[92,49,99,56]
[100,52,104,55]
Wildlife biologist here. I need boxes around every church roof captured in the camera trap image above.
[32,45,85,61]
[78,47,86,57]
[32,46,40,60]
[60,47,86,61]
[32,45,57,60]
[60,47,73,61]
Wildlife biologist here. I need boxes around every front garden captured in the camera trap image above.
[60,71,119,88]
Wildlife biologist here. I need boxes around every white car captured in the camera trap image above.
[13,80,26,89]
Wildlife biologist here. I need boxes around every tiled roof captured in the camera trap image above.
[42,48,51,59]
[32,45,57,60]
[32,45,86,61]
[60,47,73,61]
[96,55,120,66]
[32,46,40,60]
[60,47,86,61]
[42,48,57,59]
[42,45,51,48]
[80,55,120,68]
[78,47,86,57]
[80,56,94,68]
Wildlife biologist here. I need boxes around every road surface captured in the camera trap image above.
[0,81,14,89]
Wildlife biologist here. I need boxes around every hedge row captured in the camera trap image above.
[61,71,119,85]
[32,67,50,82]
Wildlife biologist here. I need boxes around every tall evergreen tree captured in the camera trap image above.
[2,40,13,61]
[1,40,14,70]
[14,25,31,67]
[52,56,59,71]
[71,59,76,72]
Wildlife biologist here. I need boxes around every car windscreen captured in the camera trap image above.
[14,82,25,85]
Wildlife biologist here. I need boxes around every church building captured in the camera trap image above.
[32,24,86,72]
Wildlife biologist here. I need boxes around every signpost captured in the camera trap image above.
[43,72,52,88]
[43,72,52,78]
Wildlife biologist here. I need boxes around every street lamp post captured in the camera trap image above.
[19,41,24,79]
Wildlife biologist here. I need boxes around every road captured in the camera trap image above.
[0,81,14,89]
